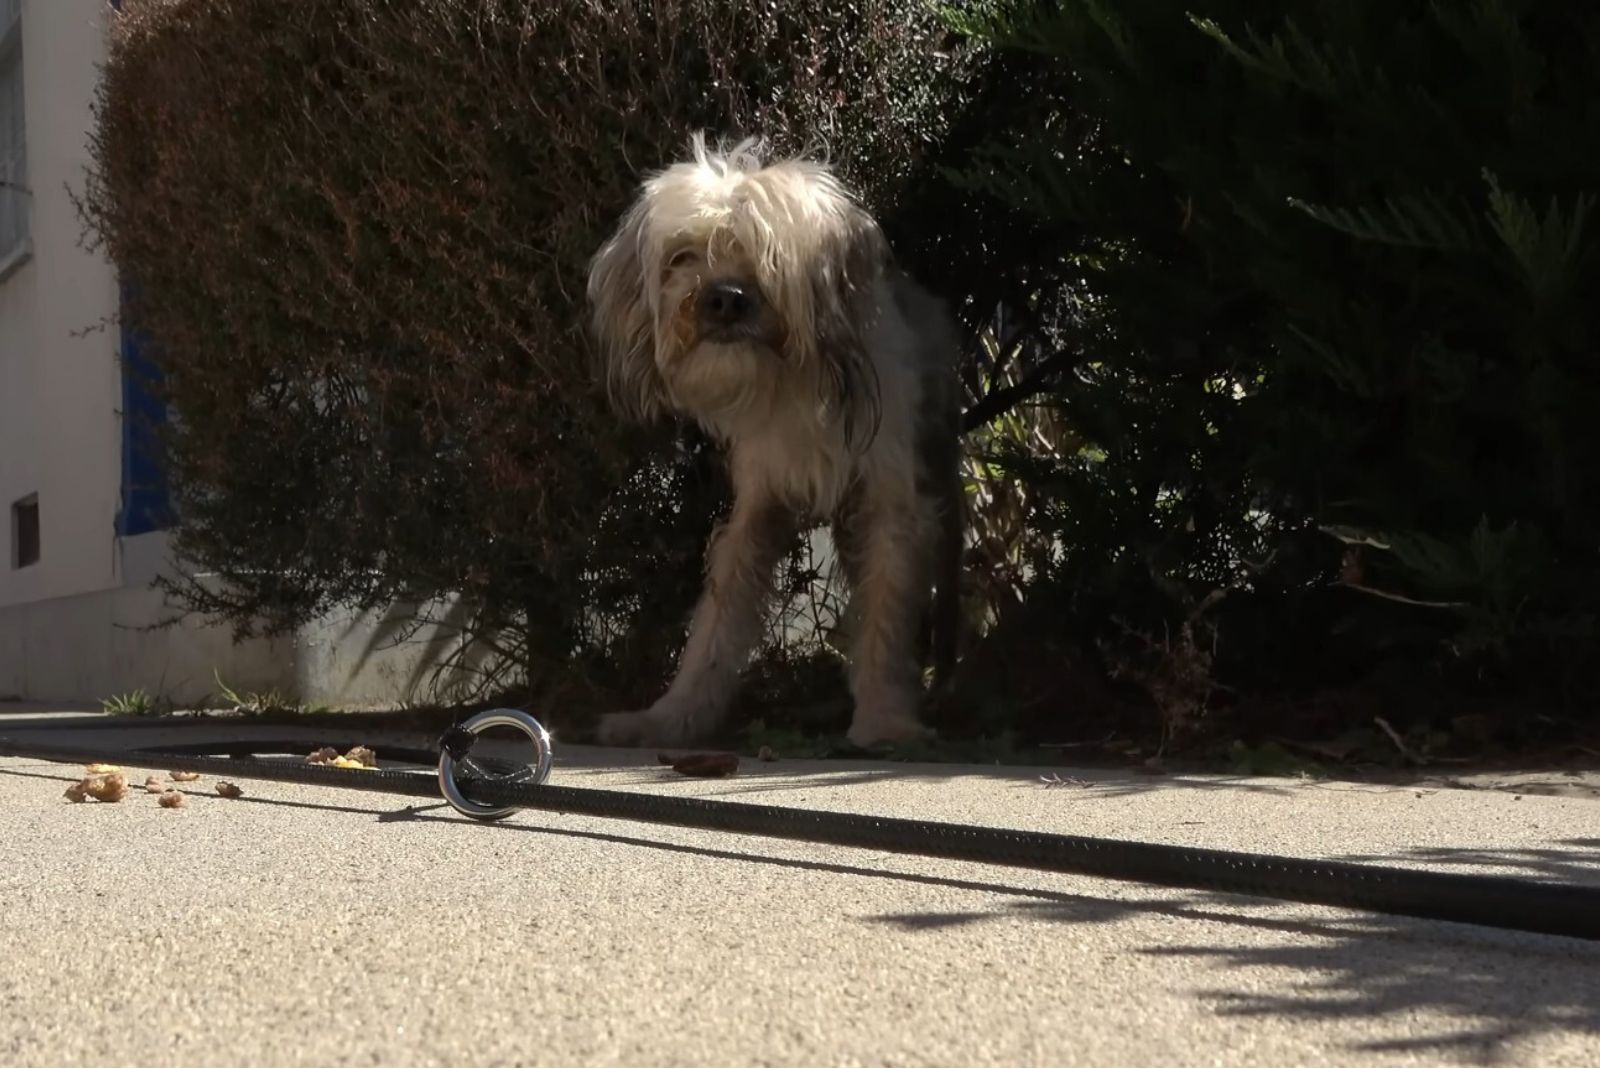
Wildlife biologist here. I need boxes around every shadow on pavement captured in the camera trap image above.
[242,777,1600,1061]
[5,759,1597,1061]
[869,890,1600,1063]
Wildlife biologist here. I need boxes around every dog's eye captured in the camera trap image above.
[667,249,700,269]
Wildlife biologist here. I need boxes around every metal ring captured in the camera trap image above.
[437,708,554,821]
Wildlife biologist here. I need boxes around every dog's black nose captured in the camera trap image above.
[699,282,755,325]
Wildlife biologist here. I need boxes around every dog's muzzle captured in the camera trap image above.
[693,279,781,349]
[698,281,758,329]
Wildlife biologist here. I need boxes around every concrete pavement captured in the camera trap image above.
[1,711,1598,1066]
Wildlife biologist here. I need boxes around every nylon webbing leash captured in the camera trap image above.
[3,708,1598,943]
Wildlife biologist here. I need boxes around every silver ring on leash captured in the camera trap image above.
[437,708,554,821]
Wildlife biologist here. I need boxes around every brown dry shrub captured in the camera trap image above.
[82,0,976,709]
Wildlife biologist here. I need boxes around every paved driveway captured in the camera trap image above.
[2,712,1598,1066]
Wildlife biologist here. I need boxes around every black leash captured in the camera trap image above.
[3,725,1598,943]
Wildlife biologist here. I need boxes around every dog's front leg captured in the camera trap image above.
[834,494,936,749]
[597,499,793,747]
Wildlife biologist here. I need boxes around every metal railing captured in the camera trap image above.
[0,2,25,263]
[0,141,25,257]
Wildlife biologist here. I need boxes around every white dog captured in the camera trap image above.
[586,133,964,748]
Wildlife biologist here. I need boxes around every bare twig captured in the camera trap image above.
[1039,773,1095,789]
[961,347,1079,432]
[1374,715,1426,764]
[1339,581,1469,610]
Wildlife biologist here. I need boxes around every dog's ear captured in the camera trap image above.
[809,202,889,450]
[587,199,668,422]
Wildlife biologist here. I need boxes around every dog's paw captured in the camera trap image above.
[846,718,933,750]
[595,710,653,748]
[846,691,932,750]
[595,700,706,748]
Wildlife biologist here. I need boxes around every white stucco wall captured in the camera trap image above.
[0,567,486,709]
[0,3,272,705]
[0,1,121,609]
[0,7,291,704]
[0,4,515,708]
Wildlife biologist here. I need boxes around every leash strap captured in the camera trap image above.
[4,708,1597,942]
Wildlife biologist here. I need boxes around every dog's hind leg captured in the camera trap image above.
[917,383,966,699]
[927,464,965,697]
[597,497,794,747]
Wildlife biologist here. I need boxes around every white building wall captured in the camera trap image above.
[0,3,455,708]
[0,0,121,609]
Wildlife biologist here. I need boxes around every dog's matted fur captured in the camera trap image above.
[586,133,964,748]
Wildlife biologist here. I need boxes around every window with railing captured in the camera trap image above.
[0,0,26,269]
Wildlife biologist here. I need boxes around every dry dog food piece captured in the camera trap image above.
[344,746,377,767]
[306,747,340,765]
[157,790,187,809]
[85,772,129,802]
[169,770,201,782]
[85,763,121,775]
[63,781,89,803]
[79,772,129,803]
[145,776,167,794]
[657,752,740,778]
[215,781,244,799]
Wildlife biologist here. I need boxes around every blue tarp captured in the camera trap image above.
[115,287,170,537]
[105,0,168,538]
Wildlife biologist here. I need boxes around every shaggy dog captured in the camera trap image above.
[585,133,963,748]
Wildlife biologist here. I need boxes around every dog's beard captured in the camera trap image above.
[660,338,777,421]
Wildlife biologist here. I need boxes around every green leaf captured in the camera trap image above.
[1288,192,1481,252]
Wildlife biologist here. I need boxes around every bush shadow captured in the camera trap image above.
[869,888,1600,1063]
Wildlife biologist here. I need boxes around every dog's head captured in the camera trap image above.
[586,133,886,444]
